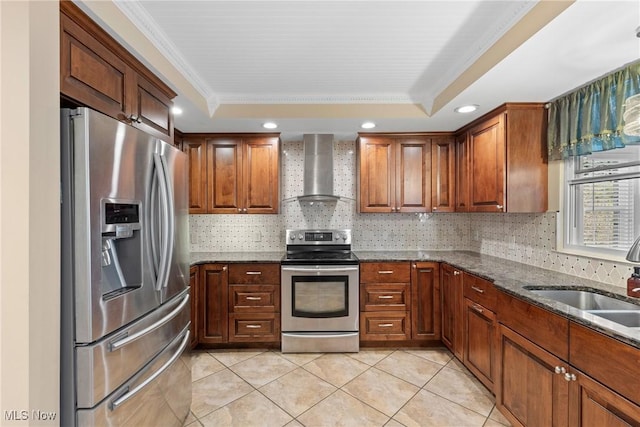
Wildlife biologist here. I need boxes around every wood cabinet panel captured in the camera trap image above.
[228,313,280,342]
[569,322,640,405]
[497,290,569,361]
[360,311,411,340]
[207,139,242,213]
[411,262,440,340]
[454,103,547,213]
[360,262,411,283]
[440,264,464,359]
[228,263,280,284]
[569,368,640,427]
[60,2,176,142]
[185,137,207,214]
[454,133,470,212]
[396,138,431,212]
[496,325,569,427]
[199,264,228,344]
[229,285,279,313]
[431,136,456,212]
[360,283,410,311]
[358,135,431,213]
[358,137,395,212]
[464,298,496,391]
[469,114,505,212]
[244,138,279,214]
[60,13,128,120]
[463,273,497,311]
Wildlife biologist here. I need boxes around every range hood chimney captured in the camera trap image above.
[297,134,342,202]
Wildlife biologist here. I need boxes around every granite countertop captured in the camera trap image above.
[356,250,640,349]
[191,251,284,264]
[190,249,640,349]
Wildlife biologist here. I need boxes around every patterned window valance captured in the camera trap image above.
[547,61,640,160]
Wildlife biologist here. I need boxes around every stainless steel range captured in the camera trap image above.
[281,229,359,353]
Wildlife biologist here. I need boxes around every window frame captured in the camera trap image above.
[561,146,640,261]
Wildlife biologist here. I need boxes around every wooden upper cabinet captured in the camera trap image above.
[455,103,548,213]
[186,134,279,214]
[184,137,208,214]
[454,133,470,212]
[431,136,456,213]
[60,2,176,142]
[358,135,431,213]
[469,114,505,212]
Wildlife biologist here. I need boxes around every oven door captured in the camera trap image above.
[281,265,359,332]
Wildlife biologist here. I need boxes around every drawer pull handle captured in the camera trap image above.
[246,296,262,301]
[471,286,485,294]
[378,295,394,299]
[378,270,394,274]
[472,304,484,314]
[246,325,262,329]
[246,271,262,275]
[378,323,394,327]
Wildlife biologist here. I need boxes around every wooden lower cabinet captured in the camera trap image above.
[198,264,229,344]
[569,369,640,426]
[463,298,496,391]
[496,324,569,427]
[360,311,411,340]
[411,262,440,340]
[440,263,463,359]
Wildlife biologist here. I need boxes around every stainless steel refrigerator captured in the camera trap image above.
[60,107,191,426]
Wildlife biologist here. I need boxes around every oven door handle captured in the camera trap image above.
[281,266,359,273]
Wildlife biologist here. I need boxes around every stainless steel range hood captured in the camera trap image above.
[295,134,346,202]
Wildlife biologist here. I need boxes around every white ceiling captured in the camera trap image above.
[80,0,640,140]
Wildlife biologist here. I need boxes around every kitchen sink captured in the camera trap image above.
[527,289,640,311]
[588,310,640,328]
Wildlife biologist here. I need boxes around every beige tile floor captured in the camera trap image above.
[184,347,512,427]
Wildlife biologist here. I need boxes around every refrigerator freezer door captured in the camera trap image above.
[77,325,192,427]
[75,290,190,408]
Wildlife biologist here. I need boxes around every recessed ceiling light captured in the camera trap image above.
[171,106,183,115]
[262,122,278,129]
[454,104,479,113]
[361,121,376,129]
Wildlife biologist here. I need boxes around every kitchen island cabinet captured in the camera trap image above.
[60,2,175,142]
[357,134,432,213]
[454,103,547,213]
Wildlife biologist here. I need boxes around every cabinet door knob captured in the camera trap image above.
[453,271,461,276]
[496,204,503,210]
[554,366,566,374]
[564,372,577,382]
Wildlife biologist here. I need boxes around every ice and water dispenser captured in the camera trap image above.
[101,201,142,298]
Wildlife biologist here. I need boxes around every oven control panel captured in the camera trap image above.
[286,229,351,245]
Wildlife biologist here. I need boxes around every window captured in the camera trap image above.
[564,145,640,258]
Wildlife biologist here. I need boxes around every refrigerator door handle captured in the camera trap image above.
[153,146,172,291]
[159,148,175,289]
[109,328,190,411]
[108,292,189,352]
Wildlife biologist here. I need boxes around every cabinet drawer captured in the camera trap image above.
[228,313,280,342]
[228,263,280,284]
[463,274,496,310]
[570,322,640,405]
[360,283,410,311]
[229,284,279,313]
[497,291,569,360]
[360,262,411,283]
[360,311,411,341]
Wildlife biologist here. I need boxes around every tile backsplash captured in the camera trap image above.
[189,139,633,288]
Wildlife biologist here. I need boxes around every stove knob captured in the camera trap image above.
[289,234,295,241]
[298,233,304,241]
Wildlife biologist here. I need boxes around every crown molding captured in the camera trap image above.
[217,94,415,104]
